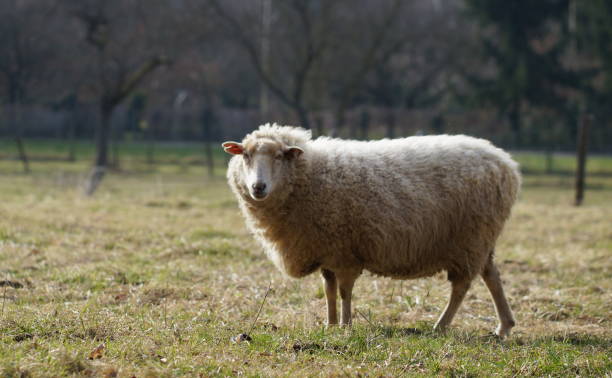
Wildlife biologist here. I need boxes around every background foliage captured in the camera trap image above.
[0,0,611,152]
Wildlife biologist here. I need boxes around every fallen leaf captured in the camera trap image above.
[88,343,105,360]
[114,293,128,302]
[262,322,279,331]
[232,333,252,343]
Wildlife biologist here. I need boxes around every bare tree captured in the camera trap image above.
[364,1,463,138]
[326,0,405,136]
[259,0,272,121]
[0,0,59,172]
[210,0,340,130]
[64,0,169,194]
[201,103,216,177]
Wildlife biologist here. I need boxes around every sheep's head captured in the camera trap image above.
[222,137,303,202]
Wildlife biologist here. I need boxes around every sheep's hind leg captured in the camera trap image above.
[434,274,471,333]
[481,256,515,338]
[336,271,360,326]
[321,269,338,325]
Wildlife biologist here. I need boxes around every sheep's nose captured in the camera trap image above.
[252,182,267,193]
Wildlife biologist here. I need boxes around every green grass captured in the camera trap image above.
[0,139,228,167]
[0,145,611,376]
[516,151,612,176]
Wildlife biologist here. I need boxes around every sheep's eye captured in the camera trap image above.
[243,154,250,161]
[274,154,283,160]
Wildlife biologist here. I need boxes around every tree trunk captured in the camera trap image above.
[202,108,214,178]
[259,0,272,122]
[431,115,445,134]
[349,122,358,139]
[147,126,155,166]
[15,137,30,173]
[296,106,311,130]
[67,114,77,162]
[85,106,112,195]
[385,109,396,139]
[95,108,111,167]
[331,108,345,138]
[204,142,214,177]
[147,113,160,166]
[359,110,370,140]
[314,115,324,137]
[111,119,123,169]
[509,99,521,148]
[545,146,553,174]
[10,103,30,173]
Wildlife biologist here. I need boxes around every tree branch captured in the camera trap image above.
[209,0,298,108]
[105,55,167,108]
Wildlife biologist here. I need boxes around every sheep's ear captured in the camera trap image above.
[284,146,303,159]
[222,141,244,155]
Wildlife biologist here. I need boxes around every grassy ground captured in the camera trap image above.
[0,149,611,376]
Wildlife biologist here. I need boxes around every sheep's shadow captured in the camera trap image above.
[378,325,425,338]
[363,323,497,342]
[529,334,612,348]
[374,325,612,350]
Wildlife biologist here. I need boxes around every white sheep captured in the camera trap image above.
[223,123,520,337]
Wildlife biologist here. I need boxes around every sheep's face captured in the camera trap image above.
[222,139,303,202]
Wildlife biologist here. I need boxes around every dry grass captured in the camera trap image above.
[0,160,611,376]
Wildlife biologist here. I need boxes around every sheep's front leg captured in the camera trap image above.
[321,269,338,325]
[336,271,360,326]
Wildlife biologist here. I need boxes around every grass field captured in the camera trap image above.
[0,144,611,376]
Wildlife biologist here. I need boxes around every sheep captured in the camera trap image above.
[222,123,520,337]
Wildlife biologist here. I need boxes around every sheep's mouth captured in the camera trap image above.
[250,190,269,201]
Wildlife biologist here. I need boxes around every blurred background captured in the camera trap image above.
[0,0,611,192]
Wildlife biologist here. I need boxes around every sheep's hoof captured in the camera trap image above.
[495,325,513,339]
[494,319,515,339]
